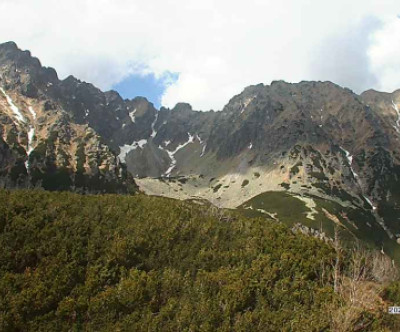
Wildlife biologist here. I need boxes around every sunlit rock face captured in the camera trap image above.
[0,42,134,193]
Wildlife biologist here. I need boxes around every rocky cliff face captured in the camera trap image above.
[0,42,134,193]
[1,41,399,248]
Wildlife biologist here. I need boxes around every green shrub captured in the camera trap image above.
[0,189,341,331]
[213,183,222,192]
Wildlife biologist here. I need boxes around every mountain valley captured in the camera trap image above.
[1,41,400,257]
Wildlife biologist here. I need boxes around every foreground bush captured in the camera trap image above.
[0,189,397,331]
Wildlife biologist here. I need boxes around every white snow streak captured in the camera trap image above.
[340,146,378,212]
[391,100,400,133]
[150,112,158,138]
[200,144,207,157]
[24,126,35,170]
[340,146,358,179]
[163,133,194,176]
[28,106,37,120]
[195,134,203,145]
[240,96,255,114]
[119,111,159,163]
[195,134,207,157]
[25,106,37,170]
[0,87,26,123]
[129,108,137,123]
[27,127,35,154]
[363,195,377,210]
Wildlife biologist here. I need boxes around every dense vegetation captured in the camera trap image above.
[238,191,400,261]
[0,190,398,331]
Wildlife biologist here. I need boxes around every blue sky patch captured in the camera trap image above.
[112,71,179,108]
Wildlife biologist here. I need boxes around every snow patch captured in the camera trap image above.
[240,96,255,114]
[340,146,358,179]
[25,106,37,170]
[200,144,207,157]
[28,106,37,120]
[195,134,207,157]
[135,139,148,148]
[129,108,137,123]
[0,87,26,123]
[118,139,148,163]
[363,195,377,211]
[195,134,203,145]
[27,127,35,154]
[162,133,194,176]
[24,126,35,170]
[150,112,158,138]
[339,147,380,216]
[339,147,378,213]
[391,100,400,133]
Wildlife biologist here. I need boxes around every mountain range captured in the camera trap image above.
[1,41,399,257]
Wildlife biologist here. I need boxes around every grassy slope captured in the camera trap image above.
[238,191,400,261]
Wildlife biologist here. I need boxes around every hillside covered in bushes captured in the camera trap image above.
[0,189,399,331]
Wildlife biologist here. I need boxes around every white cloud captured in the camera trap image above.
[0,0,399,110]
[369,16,400,93]
[308,16,381,93]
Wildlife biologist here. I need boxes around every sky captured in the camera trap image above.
[113,71,178,108]
[0,0,399,111]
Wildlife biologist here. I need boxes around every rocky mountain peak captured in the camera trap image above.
[0,42,59,99]
[171,102,193,112]
[0,42,135,193]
